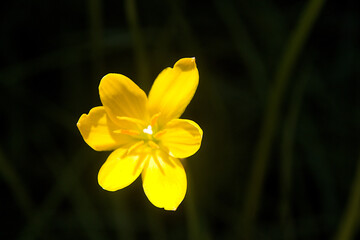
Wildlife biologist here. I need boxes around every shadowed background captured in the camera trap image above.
[1,0,359,239]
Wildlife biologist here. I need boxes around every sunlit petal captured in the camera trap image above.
[157,119,203,158]
[77,107,137,151]
[142,151,187,210]
[98,148,147,191]
[99,73,148,123]
[148,58,199,126]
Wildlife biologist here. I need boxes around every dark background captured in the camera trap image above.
[1,0,359,239]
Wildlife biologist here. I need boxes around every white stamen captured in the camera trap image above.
[143,125,153,135]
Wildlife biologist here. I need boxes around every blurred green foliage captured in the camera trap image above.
[0,0,359,239]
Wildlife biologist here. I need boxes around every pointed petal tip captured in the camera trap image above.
[174,57,197,71]
[164,206,178,211]
[98,181,119,192]
[77,113,86,127]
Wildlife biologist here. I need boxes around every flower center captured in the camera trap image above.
[142,125,153,135]
[115,114,166,154]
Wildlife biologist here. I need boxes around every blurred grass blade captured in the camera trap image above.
[18,148,98,240]
[213,0,267,99]
[240,0,326,238]
[0,148,33,219]
[185,169,212,240]
[124,0,150,89]
[279,72,308,239]
[333,151,360,240]
[46,154,106,240]
[110,194,135,240]
[88,0,104,78]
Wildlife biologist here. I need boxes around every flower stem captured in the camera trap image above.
[240,0,325,238]
[185,168,212,240]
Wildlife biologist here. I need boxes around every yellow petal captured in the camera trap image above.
[148,58,199,126]
[142,151,187,210]
[157,119,203,158]
[77,107,136,151]
[98,148,147,191]
[99,73,148,123]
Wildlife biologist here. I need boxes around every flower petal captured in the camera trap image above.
[148,58,199,126]
[142,151,187,210]
[99,73,148,123]
[98,148,147,191]
[77,107,137,151]
[157,119,203,158]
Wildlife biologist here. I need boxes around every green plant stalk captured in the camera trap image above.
[333,151,360,240]
[18,148,93,240]
[279,74,308,240]
[213,0,267,100]
[124,0,150,90]
[0,148,33,219]
[46,154,106,240]
[144,207,167,240]
[185,167,212,240]
[185,190,201,240]
[110,194,135,240]
[240,0,325,238]
[88,0,104,77]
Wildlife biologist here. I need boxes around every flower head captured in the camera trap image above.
[77,58,202,210]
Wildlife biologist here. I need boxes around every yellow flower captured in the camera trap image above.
[77,58,203,210]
